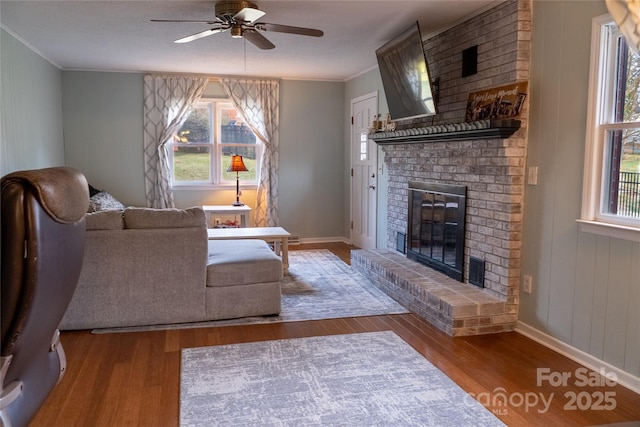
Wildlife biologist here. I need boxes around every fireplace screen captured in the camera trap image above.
[407,181,466,281]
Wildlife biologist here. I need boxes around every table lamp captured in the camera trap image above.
[227,155,249,206]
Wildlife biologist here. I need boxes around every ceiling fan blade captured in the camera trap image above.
[175,27,227,44]
[243,29,275,50]
[259,23,323,37]
[233,7,265,24]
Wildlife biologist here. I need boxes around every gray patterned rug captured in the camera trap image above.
[92,250,407,333]
[180,331,505,427]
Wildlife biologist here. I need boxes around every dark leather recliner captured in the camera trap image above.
[1,167,89,427]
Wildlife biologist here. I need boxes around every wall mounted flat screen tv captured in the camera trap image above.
[376,21,437,121]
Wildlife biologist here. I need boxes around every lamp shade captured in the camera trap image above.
[227,155,249,173]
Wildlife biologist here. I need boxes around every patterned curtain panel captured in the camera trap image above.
[607,0,640,54]
[220,78,280,227]
[143,74,208,208]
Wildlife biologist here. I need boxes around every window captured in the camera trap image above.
[169,100,260,187]
[581,14,640,241]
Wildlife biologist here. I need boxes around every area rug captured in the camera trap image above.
[92,250,408,333]
[180,331,505,426]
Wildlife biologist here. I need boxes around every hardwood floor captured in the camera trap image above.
[32,244,639,426]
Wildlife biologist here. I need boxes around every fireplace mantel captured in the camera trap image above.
[370,119,521,145]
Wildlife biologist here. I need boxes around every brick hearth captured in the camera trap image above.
[352,249,517,336]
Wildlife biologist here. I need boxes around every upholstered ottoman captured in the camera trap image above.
[205,239,283,320]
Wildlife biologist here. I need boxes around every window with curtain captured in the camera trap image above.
[581,14,640,241]
[170,99,261,187]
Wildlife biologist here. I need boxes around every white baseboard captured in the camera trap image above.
[516,321,640,394]
[298,237,351,245]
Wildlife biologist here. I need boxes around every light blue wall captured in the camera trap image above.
[1,29,64,175]
[279,80,345,240]
[522,0,640,377]
[62,71,145,207]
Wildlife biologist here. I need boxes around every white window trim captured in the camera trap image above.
[169,99,260,190]
[580,13,640,242]
[170,100,215,188]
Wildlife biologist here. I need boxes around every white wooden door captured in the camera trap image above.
[350,92,378,249]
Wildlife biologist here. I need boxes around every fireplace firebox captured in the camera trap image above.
[407,181,466,281]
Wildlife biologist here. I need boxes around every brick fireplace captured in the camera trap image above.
[352,126,526,336]
[351,0,531,336]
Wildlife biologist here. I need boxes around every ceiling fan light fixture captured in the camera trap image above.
[231,24,243,38]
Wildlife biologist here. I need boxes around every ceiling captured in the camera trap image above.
[0,1,500,81]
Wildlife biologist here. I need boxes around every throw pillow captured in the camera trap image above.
[88,191,126,212]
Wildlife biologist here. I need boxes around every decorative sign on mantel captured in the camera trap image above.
[465,82,528,122]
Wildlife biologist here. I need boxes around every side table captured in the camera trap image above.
[202,205,252,228]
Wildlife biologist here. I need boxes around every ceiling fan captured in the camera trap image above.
[152,0,324,50]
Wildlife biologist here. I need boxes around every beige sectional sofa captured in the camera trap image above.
[60,206,282,330]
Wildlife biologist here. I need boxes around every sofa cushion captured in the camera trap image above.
[85,210,125,230]
[124,206,206,229]
[207,239,283,287]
